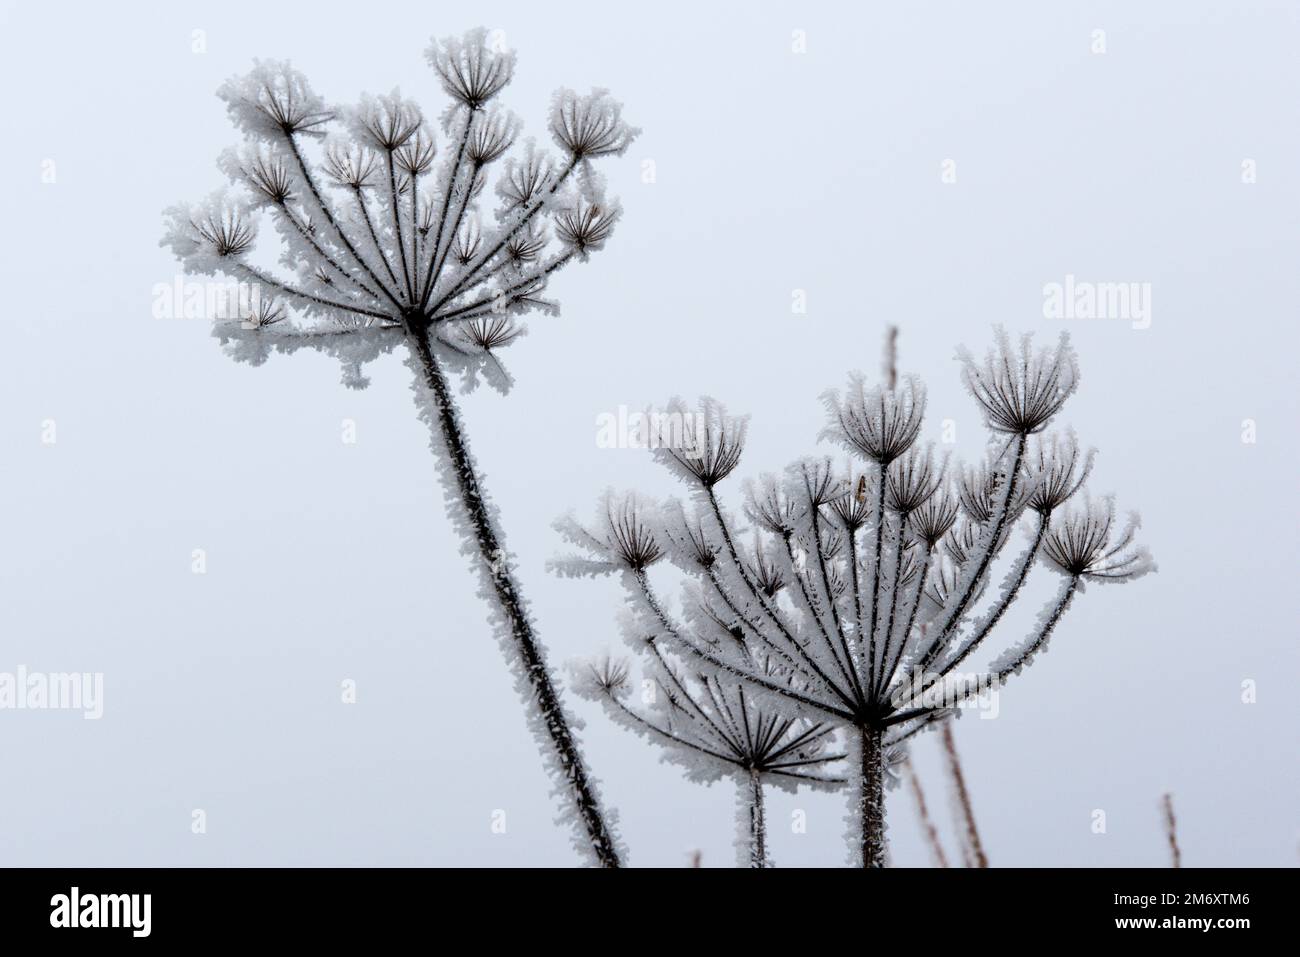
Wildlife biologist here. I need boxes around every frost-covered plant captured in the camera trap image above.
[162,29,637,867]
[553,492,844,867]
[552,330,1153,867]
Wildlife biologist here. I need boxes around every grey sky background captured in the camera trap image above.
[0,0,1295,867]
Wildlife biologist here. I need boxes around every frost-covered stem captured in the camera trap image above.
[703,566,826,684]
[409,182,420,282]
[933,512,1049,681]
[865,468,887,699]
[278,202,382,301]
[742,770,768,868]
[351,185,401,290]
[285,134,404,310]
[227,262,392,322]
[636,570,849,717]
[847,527,865,647]
[809,506,867,703]
[875,518,908,695]
[918,433,1028,674]
[433,254,571,324]
[406,325,620,867]
[417,111,475,310]
[783,534,861,702]
[859,724,886,868]
[902,756,949,868]
[428,160,483,305]
[989,574,1079,685]
[882,542,934,698]
[431,156,578,313]
[700,489,854,708]
[387,151,414,301]
[940,720,986,868]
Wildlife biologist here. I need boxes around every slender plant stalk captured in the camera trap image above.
[1162,792,1181,868]
[902,756,949,867]
[407,325,621,867]
[940,720,987,868]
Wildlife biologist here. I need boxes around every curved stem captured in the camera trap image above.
[406,327,620,867]
[941,720,987,868]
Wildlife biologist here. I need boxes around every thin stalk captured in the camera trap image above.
[859,724,886,868]
[902,756,949,867]
[406,325,620,867]
[1162,793,1181,868]
[351,185,402,289]
[387,151,414,301]
[417,110,476,310]
[940,720,986,868]
[865,469,887,699]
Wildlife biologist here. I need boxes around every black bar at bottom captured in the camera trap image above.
[0,866,1279,942]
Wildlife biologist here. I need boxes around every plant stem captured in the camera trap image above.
[745,770,768,868]
[940,719,987,868]
[902,756,949,867]
[406,325,621,867]
[860,724,886,867]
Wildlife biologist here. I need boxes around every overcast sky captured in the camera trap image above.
[0,0,1295,867]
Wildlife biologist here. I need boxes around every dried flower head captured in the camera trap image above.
[1026,431,1095,515]
[958,327,1079,435]
[1042,496,1154,581]
[218,60,331,137]
[427,28,516,109]
[824,374,926,465]
[548,88,639,159]
[554,198,619,255]
[649,397,748,490]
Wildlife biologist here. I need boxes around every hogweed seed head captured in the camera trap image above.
[958,327,1079,435]
[548,88,640,160]
[218,60,331,137]
[554,198,619,255]
[467,109,519,165]
[428,28,516,109]
[323,142,380,190]
[1026,430,1095,515]
[395,130,437,177]
[909,489,959,548]
[885,445,945,516]
[189,200,256,258]
[824,373,926,466]
[652,397,747,490]
[351,91,423,151]
[1042,496,1154,581]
